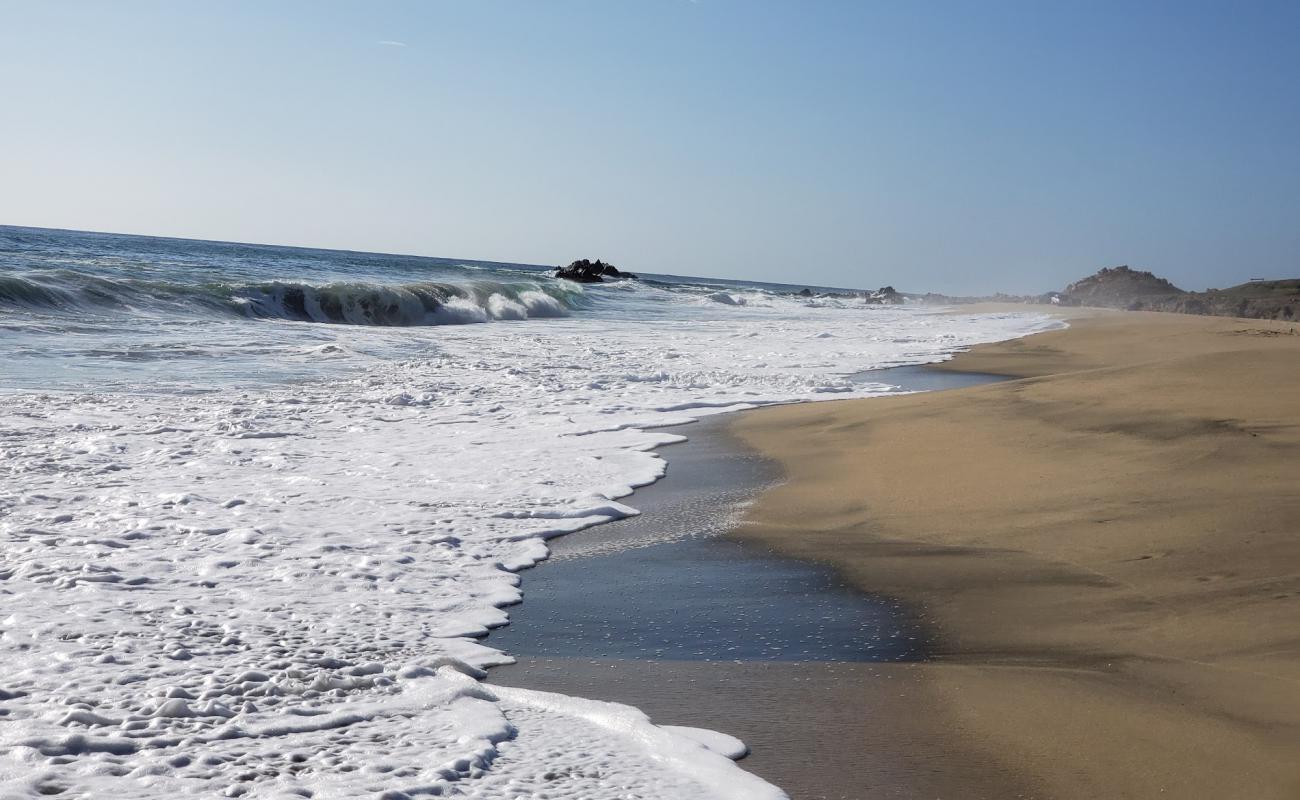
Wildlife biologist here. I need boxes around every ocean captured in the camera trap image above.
[0,226,1057,799]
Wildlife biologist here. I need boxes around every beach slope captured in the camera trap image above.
[732,309,1300,799]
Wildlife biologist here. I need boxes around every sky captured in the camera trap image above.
[1,0,1297,294]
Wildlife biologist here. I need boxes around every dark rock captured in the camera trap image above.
[865,286,904,305]
[553,259,636,283]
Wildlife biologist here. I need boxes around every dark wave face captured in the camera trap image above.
[0,226,603,327]
[0,270,586,326]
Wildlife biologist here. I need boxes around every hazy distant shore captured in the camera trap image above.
[732,308,1300,799]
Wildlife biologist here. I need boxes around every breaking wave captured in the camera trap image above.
[0,271,586,326]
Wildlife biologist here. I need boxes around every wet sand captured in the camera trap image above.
[732,309,1300,799]
[490,372,1033,799]
[493,658,1028,800]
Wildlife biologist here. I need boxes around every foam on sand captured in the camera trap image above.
[0,288,1058,797]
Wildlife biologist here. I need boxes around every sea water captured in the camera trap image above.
[0,226,1058,799]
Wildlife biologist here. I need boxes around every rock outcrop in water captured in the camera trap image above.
[554,259,635,283]
[793,285,905,303]
[865,286,904,305]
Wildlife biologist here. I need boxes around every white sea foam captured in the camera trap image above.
[0,288,1059,798]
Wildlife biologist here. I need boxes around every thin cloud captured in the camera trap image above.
[377,40,407,47]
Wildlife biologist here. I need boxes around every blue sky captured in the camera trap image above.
[2,1,1297,293]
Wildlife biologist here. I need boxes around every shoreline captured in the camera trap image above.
[731,308,1300,798]
[486,366,1029,800]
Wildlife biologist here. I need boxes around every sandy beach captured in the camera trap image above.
[732,308,1300,799]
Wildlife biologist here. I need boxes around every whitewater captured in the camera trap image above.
[0,226,1059,799]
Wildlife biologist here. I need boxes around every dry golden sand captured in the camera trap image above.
[731,309,1300,799]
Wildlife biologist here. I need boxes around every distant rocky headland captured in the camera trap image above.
[920,266,1299,321]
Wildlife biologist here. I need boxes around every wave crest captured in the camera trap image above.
[0,271,586,327]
